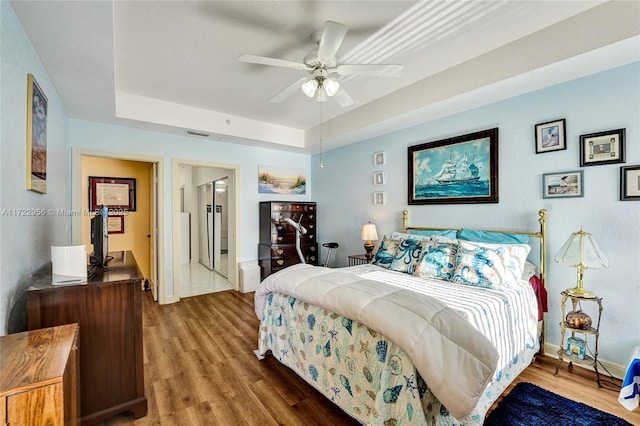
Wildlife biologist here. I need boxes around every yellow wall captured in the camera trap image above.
[81,156,152,279]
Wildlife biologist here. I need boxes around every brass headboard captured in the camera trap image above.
[402,208,548,353]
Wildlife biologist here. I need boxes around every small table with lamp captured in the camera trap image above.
[553,228,608,387]
[348,254,371,266]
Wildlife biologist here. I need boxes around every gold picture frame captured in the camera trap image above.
[26,74,48,194]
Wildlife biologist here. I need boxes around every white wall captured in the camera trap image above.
[69,120,313,300]
[0,1,70,334]
[311,62,640,366]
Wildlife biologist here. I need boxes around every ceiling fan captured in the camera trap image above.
[239,20,403,107]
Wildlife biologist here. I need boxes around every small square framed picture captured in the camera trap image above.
[542,170,584,199]
[620,165,640,201]
[535,118,566,154]
[373,191,386,205]
[374,151,386,166]
[579,128,625,166]
[373,171,385,185]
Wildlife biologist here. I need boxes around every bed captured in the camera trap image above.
[254,209,548,425]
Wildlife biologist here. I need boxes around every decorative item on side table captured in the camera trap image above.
[554,227,608,387]
[361,221,378,261]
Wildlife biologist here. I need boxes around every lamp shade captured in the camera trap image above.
[361,222,378,241]
[301,79,318,98]
[554,228,608,269]
[323,78,340,97]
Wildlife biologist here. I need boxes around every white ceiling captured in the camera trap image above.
[9,1,640,153]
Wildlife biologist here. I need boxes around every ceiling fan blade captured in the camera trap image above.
[317,21,348,60]
[239,54,311,71]
[333,87,354,107]
[336,64,403,77]
[269,78,310,103]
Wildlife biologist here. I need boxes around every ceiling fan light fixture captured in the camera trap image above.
[314,86,329,102]
[324,78,339,97]
[301,79,319,98]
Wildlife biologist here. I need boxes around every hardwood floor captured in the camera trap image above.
[103,290,639,425]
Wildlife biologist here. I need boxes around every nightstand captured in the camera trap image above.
[348,254,371,266]
[554,290,603,387]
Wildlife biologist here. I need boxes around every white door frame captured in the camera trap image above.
[172,158,239,300]
[71,148,166,302]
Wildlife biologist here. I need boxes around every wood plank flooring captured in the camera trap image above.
[103,290,639,425]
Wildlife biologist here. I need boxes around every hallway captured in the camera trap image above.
[179,259,232,298]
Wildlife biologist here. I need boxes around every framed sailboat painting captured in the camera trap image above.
[408,128,499,204]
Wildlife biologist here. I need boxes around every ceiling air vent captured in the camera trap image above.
[186,130,210,137]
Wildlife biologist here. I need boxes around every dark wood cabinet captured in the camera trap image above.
[27,251,146,425]
[259,201,318,280]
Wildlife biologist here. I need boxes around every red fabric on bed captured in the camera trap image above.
[529,275,547,321]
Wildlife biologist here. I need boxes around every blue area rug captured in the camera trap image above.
[485,382,631,425]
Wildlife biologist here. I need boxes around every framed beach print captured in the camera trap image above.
[579,128,625,166]
[408,128,499,204]
[89,176,137,211]
[542,170,584,199]
[620,165,640,201]
[26,74,48,193]
[535,118,566,154]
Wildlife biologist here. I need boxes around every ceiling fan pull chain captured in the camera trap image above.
[319,101,324,169]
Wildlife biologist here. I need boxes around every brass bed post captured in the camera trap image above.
[537,208,548,355]
[402,209,409,233]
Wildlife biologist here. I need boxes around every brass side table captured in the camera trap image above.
[554,290,603,387]
[348,254,370,266]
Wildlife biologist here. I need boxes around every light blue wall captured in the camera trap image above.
[69,120,312,296]
[0,0,70,334]
[311,62,640,365]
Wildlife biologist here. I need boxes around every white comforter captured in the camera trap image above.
[254,264,499,419]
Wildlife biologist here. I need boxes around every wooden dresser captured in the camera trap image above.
[27,251,147,425]
[258,201,318,280]
[1,323,79,425]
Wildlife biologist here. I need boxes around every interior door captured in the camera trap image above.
[149,163,158,301]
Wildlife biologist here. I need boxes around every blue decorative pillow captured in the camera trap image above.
[457,228,529,245]
[389,238,425,274]
[413,239,458,280]
[372,236,402,269]
[451,241,531,289]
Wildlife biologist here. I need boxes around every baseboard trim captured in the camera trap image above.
[544,342,625,380]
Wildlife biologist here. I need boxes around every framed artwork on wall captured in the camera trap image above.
[579,128,625,166]
[107,215,125,234]
[89,176,137,211]
[535,118,566,154]
[26,74,48,194]
[374,151,386,166]
[408,128,499,204]
[373,191,386,205]
[373,171,385,185]
[542,170,584,199]
[620,165,640,201]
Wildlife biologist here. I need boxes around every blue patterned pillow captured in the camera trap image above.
[451,241,531,289]
[389,238,425,274]
[372,235,402,269]
[413,239,458,280]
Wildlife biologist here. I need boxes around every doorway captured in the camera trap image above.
[175,161,237,299]
[71,149,163,302]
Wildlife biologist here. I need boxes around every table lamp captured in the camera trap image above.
[554,227,608,298]
[361,222,379,260]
